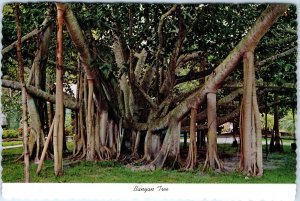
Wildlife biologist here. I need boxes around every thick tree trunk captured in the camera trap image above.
[15,3,30,183]
[95,109,111,160]
[150,134,161,160]
[184,107,198,170]
[239,51,263,176]
[53,3,65,176]
[72,70,87,159]
[132,131,141,157]
[25,17,52,161]
[27,98,45,161]
[142,130,153,162]
[253,73,263,175]
[134,119,181,170]
[86,79,95,161]
[151,119,181,169]
[204,92,223,171]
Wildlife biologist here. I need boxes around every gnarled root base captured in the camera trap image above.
[183,144,197,170]
[95,146,111,161]
[128,119,182,171]
[239,165,263,177]
[203,151,224,172]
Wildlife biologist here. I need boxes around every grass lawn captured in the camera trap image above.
[1,143,296,183]
[2,141,23,147]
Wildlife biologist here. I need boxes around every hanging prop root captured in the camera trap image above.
[183,106,197,170]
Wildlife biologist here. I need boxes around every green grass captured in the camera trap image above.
[2,141,23,147]
[1,144,296,183]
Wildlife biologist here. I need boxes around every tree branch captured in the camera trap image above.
[257,46,297,67]
[134,48,147,83]
[2,79,79,110]
[2,17,52,55]
[175,68,214,85]
[277,27,297,35]
[176,51,202,68]
[140,65,154,93]
[134,83,157,109]
[156,5,178,94]
[156,4,177,61]
[263,35,297,47]
[224,82,296,90]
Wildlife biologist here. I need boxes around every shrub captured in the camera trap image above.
[2,129,19,139]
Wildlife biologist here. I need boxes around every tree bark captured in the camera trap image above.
[150,134,161,160]
[184,107,197,170]
[36,120,55,175]
[150,119,181,169]
[204,92,223,170]
[86,79,95,161]
[15,3,30,183]
[25,16,52,162]
[132,131,141,157]
[53,3,65,176]
[239,51,263,176]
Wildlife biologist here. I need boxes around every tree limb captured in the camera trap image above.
[156,4,177,61]
[2,79,79,110]
[175,68,214,85]
[134,83,157,109]
[156,5,178,94]
[263,35,297,47]
[176,51,202,68]
[257,46,297,67]
[224,82,296,90]
[2,17,52,55]
[134,49,147,83]
[277,27,297,35]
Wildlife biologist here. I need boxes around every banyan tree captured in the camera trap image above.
[1,2,296,179]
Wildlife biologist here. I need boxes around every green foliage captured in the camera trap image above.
[2,3,296,110]
[2,141,23,147]
[2,129,19,139]
[279,110,296,134]
[260,113,274,130]
[65,109,73,135]
[260,110,296,134]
